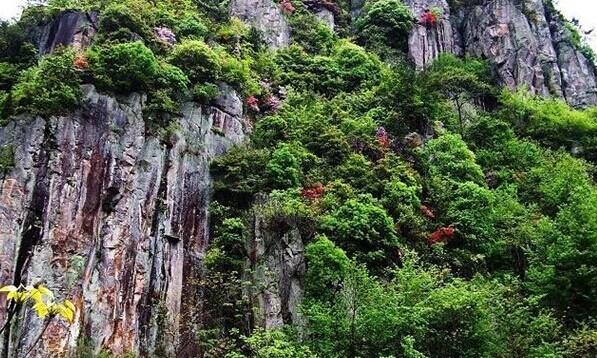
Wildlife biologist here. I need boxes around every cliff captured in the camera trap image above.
[0,84,248,356]
[0,0,595,356]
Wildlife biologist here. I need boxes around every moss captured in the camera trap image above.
[0,144,14,174]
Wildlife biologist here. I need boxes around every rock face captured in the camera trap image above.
[406,0,460,69]
[245,197,306,329]
[402,0,597,106]
[0,85,248,357]
[31,10,99,54]
[229,0,291,49]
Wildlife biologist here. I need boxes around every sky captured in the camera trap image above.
[0,0,596,49]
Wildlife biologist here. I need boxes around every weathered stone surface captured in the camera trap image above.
[406,0,460,69]
[315,8,335,30]
[229,0,291,48]
[404,0,597,106]
[0,85,248,357]
[31,10,99,54]
[246,196,305,329]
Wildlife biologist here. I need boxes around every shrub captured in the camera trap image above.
[169,40,221,84]
[175,15,209,39]
[98,3,150,42]
[90,42,161,93]
[320,194,399,270]
[265,143,314,189]
[0,62,19,90]
[11,50,82,116]
[305,235,350,300]
[333,41,381,91]
[355,0,415,52]
[288,10,336,54]
[422,133,485,184]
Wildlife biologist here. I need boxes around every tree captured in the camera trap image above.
[355,0,415,53]
[320,194,399,271]
[424,55,492,133]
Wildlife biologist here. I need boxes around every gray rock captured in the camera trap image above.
[0,85,249,357]
[229,0,291,49]
[315,8,335,30]
[405,0,597,106]
[31,10,99,55]
[406,0,460,69]
[246,196,305,329]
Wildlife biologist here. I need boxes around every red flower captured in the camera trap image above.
[420,11,437,27]
[246,96,260,112]
[301,183,325,201]
[74,55,89,70]
[280,0,296,14]
[427,226,455,245]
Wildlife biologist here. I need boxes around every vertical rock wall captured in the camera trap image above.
[0,85,248,357]
[246,197,306,330]
[403,0,597,106]
[229,0,291,49]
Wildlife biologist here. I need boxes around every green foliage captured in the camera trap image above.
[231,329,315,358]
[320,195,399,270]
[305,236,350,300]
[499,90,597,161]
[211,146,270,206]
[11,49,82,116]
[288,10,336,54]
[169,40,221,84]
[90,41,161,93]
[274,41,381,96]
[265,143,305,189]
[355,0,415,54]
[0,145,14,174]
[422,133,485,184]
[98,3,150,42]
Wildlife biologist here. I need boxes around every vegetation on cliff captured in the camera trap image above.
[0,0,595,357]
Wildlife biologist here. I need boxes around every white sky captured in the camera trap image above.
[0,0,596,49]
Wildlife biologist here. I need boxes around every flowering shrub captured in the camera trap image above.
[301,183,325,201]
[262,95,282,113]
[428,226,455,245]
[246,95,260,112]
[73,55,89,70]
[280,0,296,14]
[154,26,177,44]
[420,204,435,219]
[420,10,438,27]
[376,126,390,151]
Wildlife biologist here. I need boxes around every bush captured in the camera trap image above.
[422,133,485,185]
[175,15,209,39]
[265,143,315,189]
[11,50,82,116]
[305,236,350,300]
[90,42,161,93]
[0,62,19,90]
[98,3,150,42]
[288,10,336,54]
[320,194,399,270]
[333,41,381,92]
[499,90,597,161]
[355,0,415,52]
[169,40,221,84]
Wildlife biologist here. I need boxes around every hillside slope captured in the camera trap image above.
[0,0,595,357]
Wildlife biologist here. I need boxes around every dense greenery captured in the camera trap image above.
[0,0,595,357]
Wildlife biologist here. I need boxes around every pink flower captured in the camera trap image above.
[246,96,260,112]
[280,0,296,14]
[154,27,177,44]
